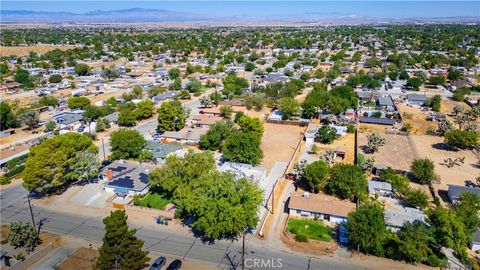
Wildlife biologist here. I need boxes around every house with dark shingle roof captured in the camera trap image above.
[102,160,155,196]
[145,141,182,163]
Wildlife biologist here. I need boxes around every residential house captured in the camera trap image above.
[102,160,154,196]
[190,114,225,128]
[145,141,183,164]
[219,162,267,183]
[151,91,178,104]
[368,180,393,197]
[0,78,20,94]
[54,110,84,131]
[385,207,427,231]
[199,107,222,116]
[377,96,395,111]
[288,192,356,224]
[218,98,245,110]
[160,127,208,145]
[406,94,427,106]
[448,185,480,204]
[268,110,284,121]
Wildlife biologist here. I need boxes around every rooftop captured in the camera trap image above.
[145,141,183,160]
[219,162,266,182]
[288,192,356,218]
[385,207,427,228]
[104,160,155,192]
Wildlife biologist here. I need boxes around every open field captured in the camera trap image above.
[0,45,79,56]
[357,132,417,171]
[397,104,436,135]
[286,218,333,242]
[410,135,479,192]
[260,123,305,174]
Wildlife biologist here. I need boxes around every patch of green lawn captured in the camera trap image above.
[286,218,333,242]
[135,192,171,210]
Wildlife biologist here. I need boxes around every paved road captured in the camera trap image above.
[1,184,363,270]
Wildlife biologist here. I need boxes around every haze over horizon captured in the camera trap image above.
[2,1,480,22]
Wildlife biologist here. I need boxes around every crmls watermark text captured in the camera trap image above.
[244,258,283,268]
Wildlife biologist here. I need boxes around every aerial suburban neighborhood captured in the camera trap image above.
[0,1,480,270]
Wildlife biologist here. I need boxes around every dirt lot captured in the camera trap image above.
[397,104,437,135]
[357,132,418,171]
[57,247,98,270]
[0,45,79,57]
[411,135,479,192]
[260,123,305,174]
[313,133,356,164]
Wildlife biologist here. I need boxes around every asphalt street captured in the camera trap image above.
[0,184,364,270]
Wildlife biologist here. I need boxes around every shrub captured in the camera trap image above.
[294,232,309,242]
[347,124,356,133]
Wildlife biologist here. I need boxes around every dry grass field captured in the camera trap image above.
[397,104,437,135]
[260,123,305,174]
[357,132,418,171]
[0,45,79,56]
[312,133,356,164]
[411,135,479,192]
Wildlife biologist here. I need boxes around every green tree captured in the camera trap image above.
[22,133,98,192]
[315,125,337,144]
[68,96,91,109]
[245,62,255,71]
[219,105,233,119]
[96,118,111,132]
[222,73,249,97]
[394,221,433,263]
[109,129,146,160]
[74,63,91,76]
[157,100,186,133]
[326,164,367,201]
[118,109,137,127]
[135,100,154,120]
[149,151,216,194]
[427,205,468,261]
[183,171,262,239]
[48,74,62,83]
[186,79,202,94]
[7,222,39,252]
[411,158,436,185]
[38,95,59,107]
[453,192,480,235]
[95,210,149,270]
[406,77,422,90]
[444,130,479,149]
[346,203,387,256]
[302,160,329,192]
[44,120,56,132]
[0,101,18,131]
[429,76,446,86]
[222,132,263,165]
[236,115,264,139]
[14,69,33,88]
[278,97,300,119]
[367,133,385,153]
[448,68,462,81]
[168,68,180,79]
[199,121,236,151]
[19,110,39,129]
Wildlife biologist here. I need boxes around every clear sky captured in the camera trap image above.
[2,1,480,19]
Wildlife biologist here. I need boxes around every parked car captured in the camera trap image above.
[150,256,166,270]
[166,259,182,270]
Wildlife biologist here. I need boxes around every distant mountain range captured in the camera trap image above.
[1,8,479,24]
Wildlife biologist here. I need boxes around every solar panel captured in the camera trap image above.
[109,166,128,172]
[139,173,149,184]
[109,176,134,188]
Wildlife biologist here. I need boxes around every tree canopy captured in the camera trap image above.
[222,131,263,165]
[22,133,98,192]
[325,164,367,201]
[157,100,186,133]
[109,129,147,160]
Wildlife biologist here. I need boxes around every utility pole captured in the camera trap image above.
[271,180,275,215]
[241,231,246,270]
[26,195,38,236]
